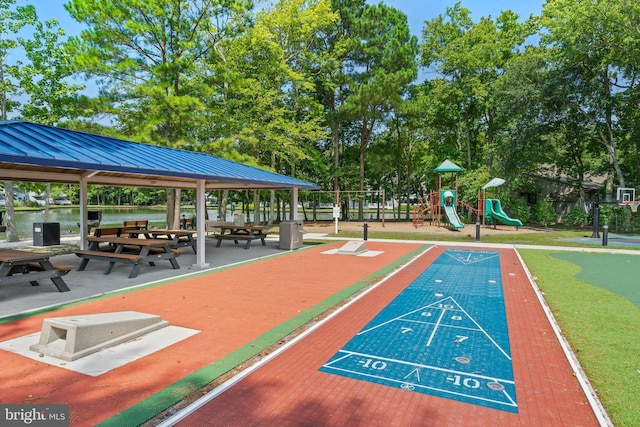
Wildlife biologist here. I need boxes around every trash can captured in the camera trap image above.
[33,222,60,246]
[279,220,304,250]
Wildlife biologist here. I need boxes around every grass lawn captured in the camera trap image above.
[520,250,640,427]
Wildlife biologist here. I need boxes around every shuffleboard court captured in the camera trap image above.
[320,248,517,412]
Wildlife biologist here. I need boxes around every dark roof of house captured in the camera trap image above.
[0,120,318,190]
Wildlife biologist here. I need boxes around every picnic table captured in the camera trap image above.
[0,248,71,292]
[214,225,269,249]
[127,229,197,254]
[75,236,181,279]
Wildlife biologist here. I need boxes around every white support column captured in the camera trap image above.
[291,187,299,221]
[78,174,89,250]
[193,179,209,268]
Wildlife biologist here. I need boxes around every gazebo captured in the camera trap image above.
[0,120,318,266]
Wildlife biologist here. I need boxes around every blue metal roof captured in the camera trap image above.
[0,120,318,189]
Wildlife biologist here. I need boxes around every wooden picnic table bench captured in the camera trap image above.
[0,248,71,292]
[214,225,269,249]
[93,226,141,237]
[127,229,197,254]
[75,236,180,279]
[123,220,149,230]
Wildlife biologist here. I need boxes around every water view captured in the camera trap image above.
[6,207,181,238]
[3,206,402,239]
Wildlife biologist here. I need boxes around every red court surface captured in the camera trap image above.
[173,246,604,427]
[0,242,606,426]
[1,241,421,426]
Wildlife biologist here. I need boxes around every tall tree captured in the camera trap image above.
[196,0,335,222]
[385,87,433,220]
[494,44,604,210]
[421,4,533,168]
[541,0,634,195]
[312,0,364,198]
[0,0,36,242]
[344,3,418,220]
[66,0,253,227]
[13,18,85,124]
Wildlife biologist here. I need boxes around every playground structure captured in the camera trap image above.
[480,178,523,228]
[412,160,522,230]
[483,198,523,228]
[413,160,477,230]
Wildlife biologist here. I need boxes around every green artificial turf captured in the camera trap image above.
[519,249,640,426]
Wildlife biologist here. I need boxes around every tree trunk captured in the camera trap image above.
[253,190,261,225]
[219,190,228,221]
[166,188,181,229]
[4,181,19,242]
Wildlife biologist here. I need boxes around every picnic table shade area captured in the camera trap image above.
[0,249,71,292]
[75,236,180,279]
[214,225,269,249]
[127,229,197,254]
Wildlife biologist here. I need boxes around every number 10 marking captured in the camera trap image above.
[447,375,480,389]
[359,359,387,370]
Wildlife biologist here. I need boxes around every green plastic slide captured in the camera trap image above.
[485,199,523,227]
[443,203,465,229]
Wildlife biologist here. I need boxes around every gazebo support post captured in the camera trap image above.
[193,179,209,268]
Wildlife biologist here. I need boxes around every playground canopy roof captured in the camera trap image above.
[434,159,462,173]
[0,120,318,190]
[482,178,506,190]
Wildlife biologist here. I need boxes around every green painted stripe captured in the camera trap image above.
[98,244,429,427]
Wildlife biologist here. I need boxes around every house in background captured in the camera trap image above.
[524,165,606,222]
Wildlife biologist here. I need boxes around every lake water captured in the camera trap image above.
[4,206,403,238]
[6,207,191,238]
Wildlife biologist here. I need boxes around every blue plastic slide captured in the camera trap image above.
[485,199,523,227]
[443,203,465,229]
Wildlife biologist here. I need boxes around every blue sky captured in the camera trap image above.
[32,1,545,39]
[16,0,545,99]
[368,1,545,36]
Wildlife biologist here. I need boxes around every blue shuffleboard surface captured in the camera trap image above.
[320,249,517,413]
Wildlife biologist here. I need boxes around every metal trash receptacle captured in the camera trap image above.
[279,220,303,250]
[33,222,60,246]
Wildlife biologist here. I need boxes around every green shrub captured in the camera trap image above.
[534,198,556,227]
[503,196,531,224]
[600,205,640,233]
[563,207,588,229]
